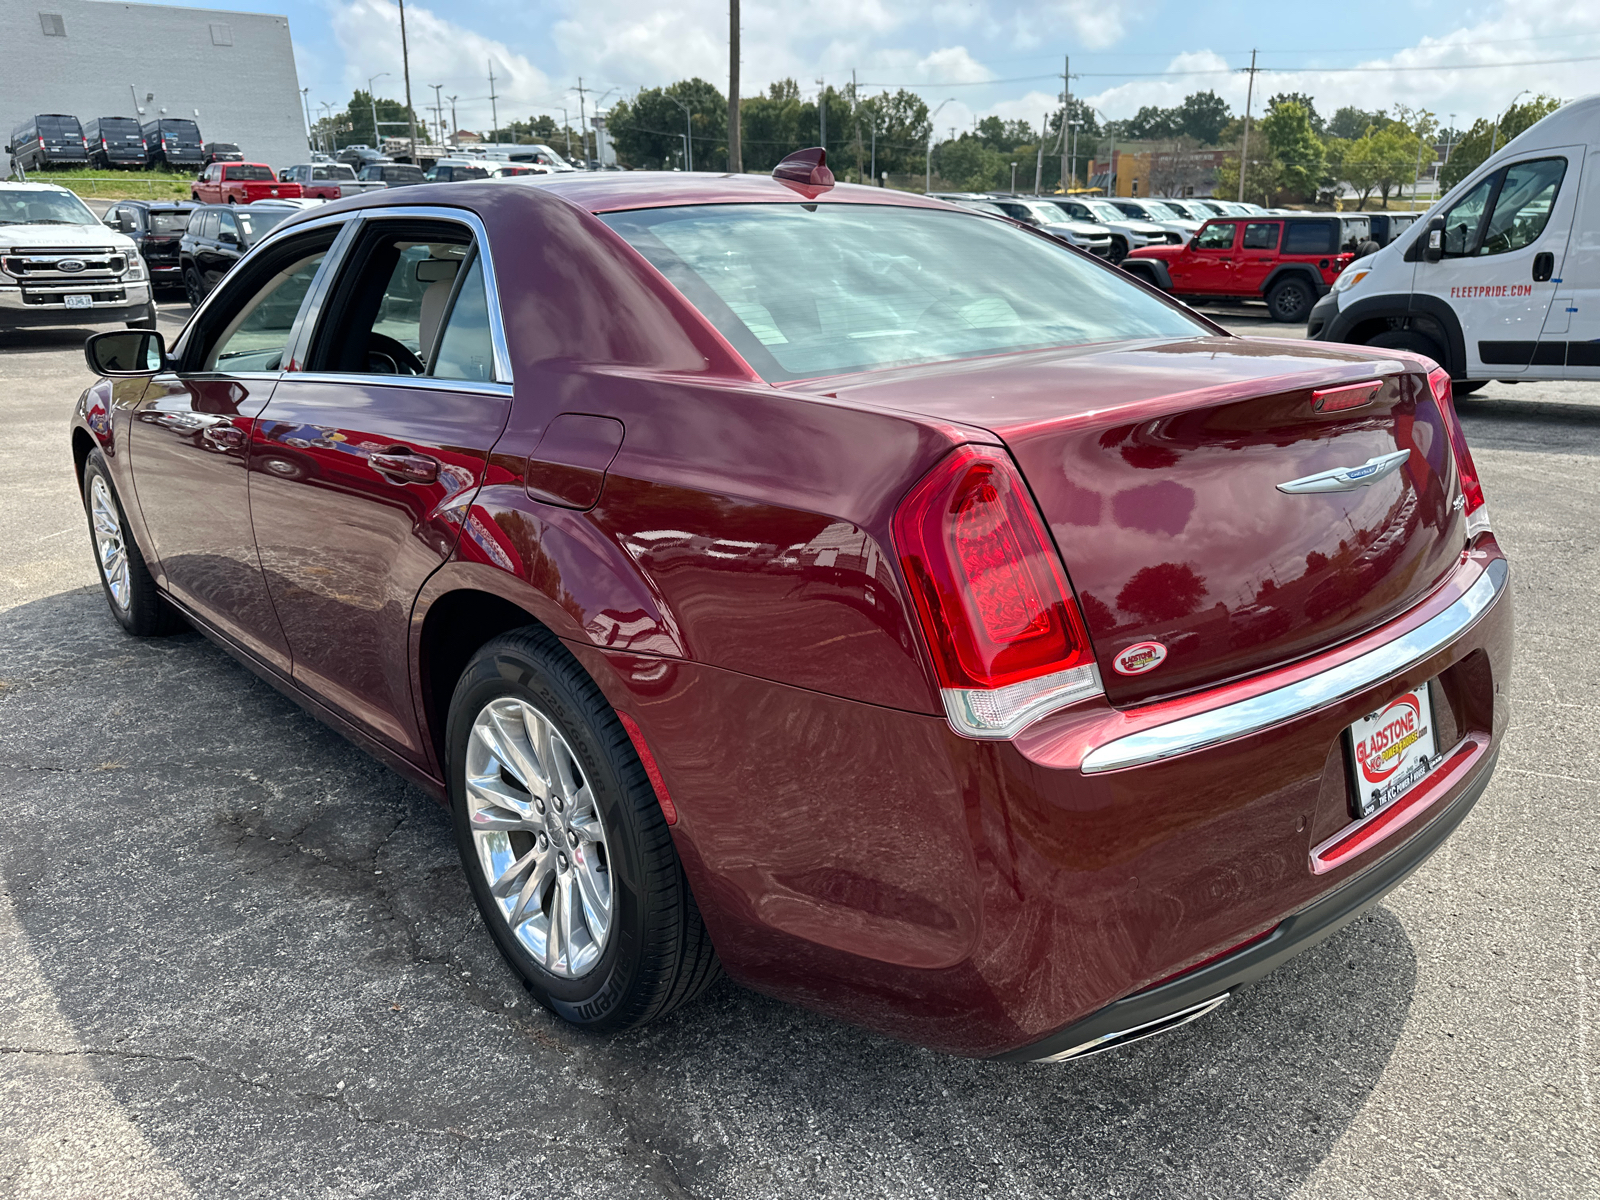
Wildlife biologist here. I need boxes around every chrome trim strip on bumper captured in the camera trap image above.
[1036,993,1231,1062]
[1080,558,1507,774]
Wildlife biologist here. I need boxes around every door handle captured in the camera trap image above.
[369,450,439,484]
[1532,251,1554,282]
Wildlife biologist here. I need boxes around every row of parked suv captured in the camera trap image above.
[6,113,245,172]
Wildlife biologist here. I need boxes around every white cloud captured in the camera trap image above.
[324,0,556,131]
[1083,0,1600,123]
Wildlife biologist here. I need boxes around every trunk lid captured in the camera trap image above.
[823,337,1467,706]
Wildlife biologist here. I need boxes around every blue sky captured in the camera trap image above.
[197,0,1600,137]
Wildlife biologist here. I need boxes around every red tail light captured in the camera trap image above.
[1428,367,1489,534]
[894,445,1102,738]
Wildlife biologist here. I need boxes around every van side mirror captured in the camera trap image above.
[1423,216,1444,264]
[85,329,166,377]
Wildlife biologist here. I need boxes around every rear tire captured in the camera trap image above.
[1266,277,1315,323]
[447,626,720,1033]
[81,450,184,637]
[1366,328,1448,370]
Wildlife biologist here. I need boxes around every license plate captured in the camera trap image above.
[1347,686,1438,818]
[64,294,92,309]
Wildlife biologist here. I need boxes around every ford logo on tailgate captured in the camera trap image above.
[56,259,87,273]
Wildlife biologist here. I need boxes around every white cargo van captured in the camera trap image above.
[1309,92,1599,388]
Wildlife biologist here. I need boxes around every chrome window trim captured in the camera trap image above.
[278,371,513,397]
[271,204,514,385]
[174,213,356,364]
[1079,559,1508,775]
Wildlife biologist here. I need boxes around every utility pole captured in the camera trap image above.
[447,95,459,145]
[487,60,500,141]
[301,87,313,150]
[1060,55,1069,194]
[926,97,954,194]
[429,84,444,147]
[398,0,417,156]
[853,69,863,183]
[728,0,741,172]
[819,78,832,155]
[1444,113,1456,163]
[1238,48,1259,203]
[574,77,589,167]
[1034,117,1044,193]
[562,107,572,160]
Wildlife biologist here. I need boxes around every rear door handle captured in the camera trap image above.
[1532,251,1554,282]
[369,450,439,484]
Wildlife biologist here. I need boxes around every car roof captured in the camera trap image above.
[0,181,78,193]
[506,171,961,215]
[120,200,198,210]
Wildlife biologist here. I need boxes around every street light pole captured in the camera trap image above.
[666,92,694,172]
[367,72,388,147]
[301,87,313,150]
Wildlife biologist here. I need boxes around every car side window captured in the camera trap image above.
[1194,222,1235,251]
[1441,175,1495,256]
[218,211,239,242]
[1242,222,1280,250]
[1477,157,1567,256]
[305,221,497,382]
[1283,221,1335,255]
[199,248,329,372]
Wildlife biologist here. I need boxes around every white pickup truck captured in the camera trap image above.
[0,182,154,331]
[277,163,389,201]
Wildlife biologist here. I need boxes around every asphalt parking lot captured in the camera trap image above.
[1,298,1596,1199]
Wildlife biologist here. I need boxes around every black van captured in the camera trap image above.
[6,114,89,171]
[84,117,147,169]
[140,118,205,169]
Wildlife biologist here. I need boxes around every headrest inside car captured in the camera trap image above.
[415,259,460,284]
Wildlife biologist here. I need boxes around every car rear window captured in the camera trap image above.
[99,118,142,139]
[160,120,201,145]
[228,165,274,182]
[601,203,1207,382]
[150,212,190,234]
[1283,221,1336,255]
[386,166,424,181]
[38,115,82,137]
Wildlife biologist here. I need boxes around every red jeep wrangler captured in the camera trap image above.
[191,162,302,205]
[1122,214,1371,322]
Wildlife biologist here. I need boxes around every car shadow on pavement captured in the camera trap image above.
[0,588,1417,1199]
[1457,394,1600,457]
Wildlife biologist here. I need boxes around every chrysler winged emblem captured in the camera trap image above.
[1276,449,1411,494]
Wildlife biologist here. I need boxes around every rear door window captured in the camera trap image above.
[1242,222,1281,250]
[1283,221,1335,254]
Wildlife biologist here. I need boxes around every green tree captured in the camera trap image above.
[1125,105,1181,140]
[1259,100,1324,200]
[1176,90,1231,144]
[852,89,932,179]
[1214,151,1282,207]
[1267,92,1324,135]
[937,137,1008,191]
[1439,95,1562,190]
[339,91,421,148]
[609,78,729,170]
[1327,106,1383,141]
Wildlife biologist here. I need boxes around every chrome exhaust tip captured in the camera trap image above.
[1035,993,1231,1063]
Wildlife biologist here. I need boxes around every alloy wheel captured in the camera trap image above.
[464,696,613,977]
[89,475,130,611]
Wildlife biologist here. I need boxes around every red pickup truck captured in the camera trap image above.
[191,162,302,205]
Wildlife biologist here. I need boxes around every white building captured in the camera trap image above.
[2,0,307,172]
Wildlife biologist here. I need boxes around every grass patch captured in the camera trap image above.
[5,167,195,200]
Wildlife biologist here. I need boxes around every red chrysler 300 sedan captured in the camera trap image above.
[71,152,1511,1061]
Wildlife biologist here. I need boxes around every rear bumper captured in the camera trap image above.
[597,542,1511,1059]
[994,742,1496,1061]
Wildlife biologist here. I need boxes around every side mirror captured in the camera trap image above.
[85,329,166,377]
[219,231,239,246]
[1424,216,1444,264]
